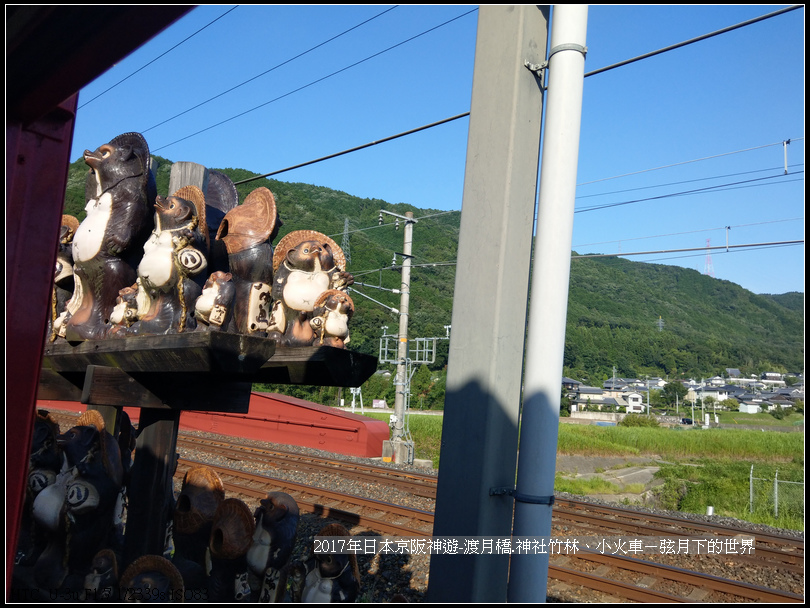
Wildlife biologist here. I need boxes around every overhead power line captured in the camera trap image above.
[583,5,803,79]
[577,138,804,188]
[142,5,398,134]
[153,8,478,153]
[577,163,804,200]
[575,171,804,214]
[574,217,805,249]
[232,113,470,185]
[572,240,803,260]
[79,6,239,109]
[220,7,800,193]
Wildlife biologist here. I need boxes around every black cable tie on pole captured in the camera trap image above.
[489,487,555,505]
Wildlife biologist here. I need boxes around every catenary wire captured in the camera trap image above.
[576,139,804,188]
[574,217,805,249]
[575,172,803,214]
[582,5,803,79]
[141,6,398,134]
[78,6,239,110]
[152,8,477,153]
[576,164,804,200]
[222,9,802,191]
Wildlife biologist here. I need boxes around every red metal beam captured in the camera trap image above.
[5,6,192,594]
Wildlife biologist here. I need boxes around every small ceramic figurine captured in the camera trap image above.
[289,523,360,603]
[309,290,355,348]
[215,187,282,335]
[194,271,236,332]
[268,230,354,346]
[49,215,79,342]
[207,498,255,602]
[64,132,155,342]
[126,186,209,335]
[246,492,300,602]
[173,466,225,588]
[15,410,64,568]
[31,410,124,590]
[204,170,239,274]
[118,554,184,603]
[81,549,119,602]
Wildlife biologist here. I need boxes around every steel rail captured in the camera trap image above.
[178,436,438,498]
[176,458,434,537]
[569,549,805,603]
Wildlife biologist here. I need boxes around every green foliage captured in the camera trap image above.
[769,405,786,420]
[660,382,687,406]
[724,397,740,411]
[618,414,660,428]
[652,459,804,531]
[554,474,624,496]
[61,154,803,386]
[558,424,802,461]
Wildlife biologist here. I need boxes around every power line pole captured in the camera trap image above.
[379,209,416,465]
[342,217,351,266]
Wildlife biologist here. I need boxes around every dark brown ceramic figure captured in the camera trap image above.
[207,498,255,602]
[49,215,79,342]
[309,290,355,348]
[15,410,64,568]
[118,555,184,602]
[204,170,239,275]
[64,132,155,342]
[215,187,282,335]
[246,492,300,602]
[194,271,236,332]
[172,467,225,588]
[268,230,354,346]
[126,186,209,335]
[31,410,124,590]
[288,523,360,603]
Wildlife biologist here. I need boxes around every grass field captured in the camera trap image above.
[359,410,805,530]
[716,411,804,426]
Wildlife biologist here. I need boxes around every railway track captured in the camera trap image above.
[176,456,804,603]
[47,409,805,602]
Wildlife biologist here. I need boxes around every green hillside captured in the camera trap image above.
[63,156,803,392]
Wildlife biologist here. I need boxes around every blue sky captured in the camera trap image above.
[69,5,804,296]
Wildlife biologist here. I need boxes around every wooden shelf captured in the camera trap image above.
[41,332,378,391]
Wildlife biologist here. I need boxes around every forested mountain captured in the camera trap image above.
[63,155,803,391]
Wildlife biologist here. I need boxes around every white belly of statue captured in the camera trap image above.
[283,271,330,312]
[72,192,113,262]
[138,231,175,289]
[324,313,349,338]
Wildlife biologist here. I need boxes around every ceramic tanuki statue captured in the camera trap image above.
[214,187,282,335]
[15,410,64,568]
[194,270,236,332]
[206,498,255,602]
[309,290,355,348]
[268,230,354,346]
[49,215,79,342]
[64,132,155,342]
[118,186,209,335]
[289,523,361,603]
[31,410,124,591]
[246,492,300,602]
[202,170,239,275]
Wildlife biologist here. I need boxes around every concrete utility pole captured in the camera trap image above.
[379,209,416,465]
[428,5,549,603]
[509,5,588,602]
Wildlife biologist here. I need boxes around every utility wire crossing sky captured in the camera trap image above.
[69,5,804,295]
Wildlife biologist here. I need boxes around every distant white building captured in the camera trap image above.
[624,392,645,413]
